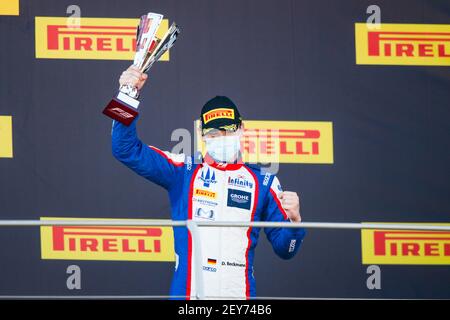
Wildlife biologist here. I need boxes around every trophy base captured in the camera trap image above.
[103,92,140,126]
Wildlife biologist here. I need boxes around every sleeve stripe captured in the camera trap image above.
[269,188,288,220]
[148,146,184,167]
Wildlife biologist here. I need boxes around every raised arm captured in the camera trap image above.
[111,65,185,190]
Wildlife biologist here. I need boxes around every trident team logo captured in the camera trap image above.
[199,168,217,188]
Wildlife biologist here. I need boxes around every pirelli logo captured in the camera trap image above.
[196,120,333,164]
[35,17,169,60]
[355,23,450,66]
[194,189,216,199]
[40,218,175,261]
[361,224,450,265]
[203,108,235,124]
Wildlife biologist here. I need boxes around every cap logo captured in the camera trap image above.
[203,108,235,124]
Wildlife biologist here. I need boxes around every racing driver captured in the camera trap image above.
[111,65,307,299]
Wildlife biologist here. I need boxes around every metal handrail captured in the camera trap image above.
[0,220,448,231]
[0,219,448,300]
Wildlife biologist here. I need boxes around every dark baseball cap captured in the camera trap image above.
[200,96,242,135]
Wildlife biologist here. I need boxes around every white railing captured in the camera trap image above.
[0,219,449,300]
[0,220,449,231]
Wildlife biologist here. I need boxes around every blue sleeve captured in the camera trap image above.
[111,118,185,190]
[263,176,306,260]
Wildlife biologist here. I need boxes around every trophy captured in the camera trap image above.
[103,13,180,126]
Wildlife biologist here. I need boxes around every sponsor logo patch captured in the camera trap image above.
[228,175,254,189]
[193,198,218,207]
[194,188,216,199]
[199,167,217,188]
[203,108,235,124]
[202,266,217,272]
[262,173,271,186]
[289,239,297,252]
[227,189,251,210]
[195,208,215,220]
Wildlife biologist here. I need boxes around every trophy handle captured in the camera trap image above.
[141,23,181,73]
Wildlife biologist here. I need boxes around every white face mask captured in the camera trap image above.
[204,135,241,163]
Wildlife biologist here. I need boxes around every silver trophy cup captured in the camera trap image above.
[103,13,180,126]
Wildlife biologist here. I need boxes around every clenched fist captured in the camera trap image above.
[119,65,148,92]
[279,191,301,222]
